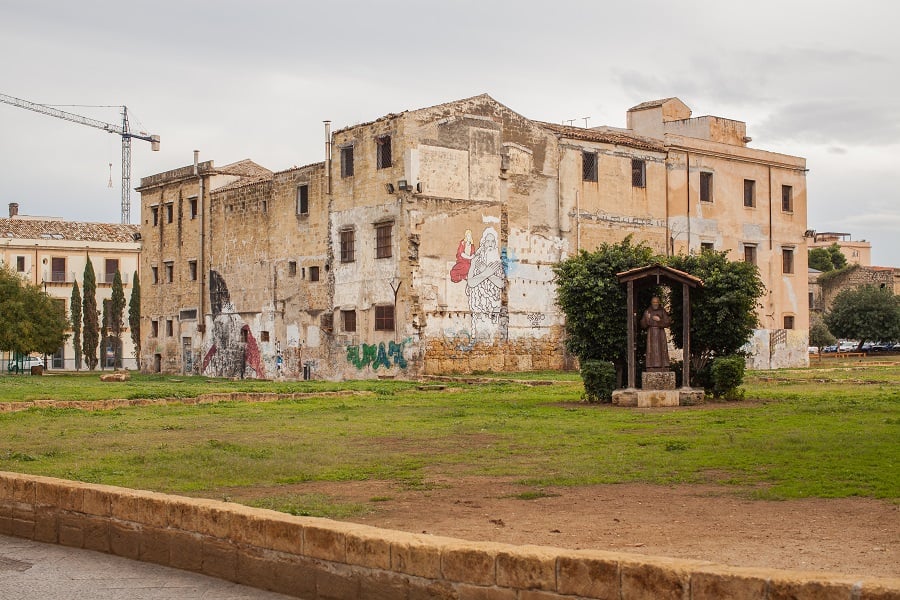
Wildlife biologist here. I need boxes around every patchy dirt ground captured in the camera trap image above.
[226,477,899,578]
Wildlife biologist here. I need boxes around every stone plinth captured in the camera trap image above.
[612,388,706,407]
[642,370,676,390]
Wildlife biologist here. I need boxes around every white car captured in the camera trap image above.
[838,341,859,352]
[7,356,44,373]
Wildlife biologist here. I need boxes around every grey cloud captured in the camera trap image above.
[758,101,900,146]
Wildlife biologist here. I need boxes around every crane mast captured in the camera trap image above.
[0,92,160,224]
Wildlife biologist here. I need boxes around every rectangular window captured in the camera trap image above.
[296,185,309,215]
[376,222,393,259]
[309,266,320,282]
[166,319,173,337]
[165,262,174,283]
[260,330,270,342]
[288,261,297,277]
[188,260,197,281]
[179,309,197,320]
[52,346,64,369]
[700,172,713,203]
[151,266,159,284]
[151,320,159,337]
[782,248,794,274]
[743,179,756,208]
[782,185,793,212]
[631,159,646,188]
[51,257,66,282]
[340,229,356,263]
[16,256,25,272]
[320,313,334,332]
[262,200,268,213]
[374,305,395,331]
[104,259,118,284]
[340,146,354,178]
[342,310,357,333]
[376,135,392,169]
[743,245,757,265]
[700,242,714,252]
[151,206,159,226]
[783,315,795,330]
[582,151,598,182]
[808,292,814,310]
[189,197,198,219]
[166,203,174,223]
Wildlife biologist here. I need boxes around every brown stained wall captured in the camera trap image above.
[818,265,896,312]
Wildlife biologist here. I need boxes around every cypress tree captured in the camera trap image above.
[110,270,126,368]
[71,281,82,370]
[100,299,110,370]
[82,257,99,370]
[129,271,141,367]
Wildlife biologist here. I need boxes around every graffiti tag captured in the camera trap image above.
[346,341,408,370]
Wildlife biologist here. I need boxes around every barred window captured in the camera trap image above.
[743,179,756,208]
[631,159,646,188]
[743,245,757,265]
[340,146,354,178]
[340,229,355,263]
[309,266,320,282]
[342,310,357,333]
[376,222,393,259]
[782,248,794,274]
[376,135,392,169]
[297,185,309,215]
[783,315,795,330]
[582,151,598,182]
[374,305,395,331]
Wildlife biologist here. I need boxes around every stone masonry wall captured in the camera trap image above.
[2,472,897,599]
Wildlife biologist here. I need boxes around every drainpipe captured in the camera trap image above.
[685,151,691,254]
[195,151,206,341]
[324,121,332,195]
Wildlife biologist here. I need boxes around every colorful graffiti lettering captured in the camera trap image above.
[346,341,408,370]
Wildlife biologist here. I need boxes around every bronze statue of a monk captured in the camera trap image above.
[641,296,672,371]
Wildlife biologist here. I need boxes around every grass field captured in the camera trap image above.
[0,362,897,518]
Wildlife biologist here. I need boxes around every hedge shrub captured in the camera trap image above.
[580,360,617,403]
[710,355,746,399]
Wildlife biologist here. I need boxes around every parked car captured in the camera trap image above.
[838,341,859,352]
[871,342,896,352]
[7,355,44,373]
[808,346,820,354]
[822,345,838,353]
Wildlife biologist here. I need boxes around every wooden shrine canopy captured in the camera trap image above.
[616,265,703,389]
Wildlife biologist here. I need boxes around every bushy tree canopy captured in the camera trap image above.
[129,271,141,364]
[110,270,126,368]
[808,243,847,272]
[0,264,68,357]
[70,281,82,369]
[82,257,99,370]
[824,285,900,347]
[809,317,836,350]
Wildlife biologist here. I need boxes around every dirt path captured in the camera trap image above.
[225,477,899,578]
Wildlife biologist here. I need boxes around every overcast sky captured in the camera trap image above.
[1,0,898,265]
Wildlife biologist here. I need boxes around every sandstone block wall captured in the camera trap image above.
[2,472,897,599]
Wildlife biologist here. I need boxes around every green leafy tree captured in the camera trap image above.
[0,264,68,359]
[70,281,82,370]
[129,271,141,366]
[100,299,110,370]
[824,285,900,349]
[553,237,660,382]
[809,317,836,354]
[808,247,835,272]
[110,270,126,368]
[667,250,766,380]
[82,257,99,370]
[827,243,847,269]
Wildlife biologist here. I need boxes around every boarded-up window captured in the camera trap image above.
[783,315,795,330]
[376,135,392,169]
[16,256,25,272]
[51,257,66,282]
[297,185,309,215]
[342,310,356,333]
[151,266,159,284]
[320,313,334,332]
[631,159,646,188]
[340,146,354,178]
[151,320,159,337]
[782,185,793,212]
[782,248,794,274]
[744,245,757,265]
[743,179,756,207]
[188,260,197,281]
[105,259,118,284]
[376,223,392,259]
[700,172,713,202]
[309,266,320,282]
[375,305,395,331]
[582,151,598,182]
[340,229,355,263]
[260,331,270,342]
[165,262,174,283]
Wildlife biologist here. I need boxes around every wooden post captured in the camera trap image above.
[627,279,635,389]
[682,283,691,388]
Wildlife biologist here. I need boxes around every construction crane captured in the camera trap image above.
[0,92,160,224]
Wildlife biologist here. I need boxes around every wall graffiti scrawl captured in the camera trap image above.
[346,340,408,370]
[449,225,506,342]
[201,270,266,378]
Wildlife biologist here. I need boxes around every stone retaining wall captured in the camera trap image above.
[1,472,897,599]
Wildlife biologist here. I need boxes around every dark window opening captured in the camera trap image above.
[582,151,598,182]
[700,172,713,203]
[151,266,159,284]
[104,259,118,284]
[340,146,354,178]
[165,262,174,283]
[376,223,393,259]
[179,309,197,320]
[309,266,320,282]
[342,310,357,333]
[744,245,757,265]
[340,229,356,263]
[376,135,392,169]
[631,159,646,188]
[189,197,198,219]
[288,261,297,276]
[240,328,249,343]
[151,206,159,226]
[743,179,756,208]
[188,260,197,281]
[296,184,309,215]
[808,292,815,310]
[783,315,795,330]
[260,331,270,342]
[16,256,25,272]
[375,305,395,331]
[262,200,268,213]
[166,319,173,337]
[151,320,159,337]
[700,242,714,252]
[782,248,794,274]
[51,257,66,282]
[320,313,334,332]
[166,203,174,223]
[782,185,793,212]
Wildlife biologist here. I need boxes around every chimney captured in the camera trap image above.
[8,203,18,218]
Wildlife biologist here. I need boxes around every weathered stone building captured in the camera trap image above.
[138,94,810,379]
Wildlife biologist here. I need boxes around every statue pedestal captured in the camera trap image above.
[642,371,676,390]
[612,387,705,408]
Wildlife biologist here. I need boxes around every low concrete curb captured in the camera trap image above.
[1,472,897,599]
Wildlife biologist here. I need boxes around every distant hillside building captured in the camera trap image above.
[0,203,140,370]
[137,95,809,379]
[809,231,872,266]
